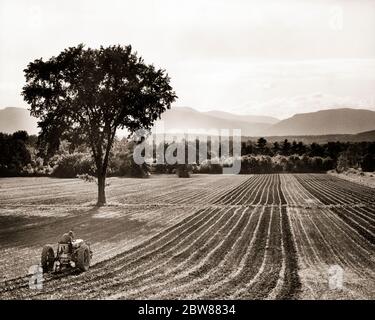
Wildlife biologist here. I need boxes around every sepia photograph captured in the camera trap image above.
[0,0,374,308]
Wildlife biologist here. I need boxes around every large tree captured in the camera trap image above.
[23,44,176,205]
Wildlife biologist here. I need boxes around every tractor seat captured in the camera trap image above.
[58,243,71,254]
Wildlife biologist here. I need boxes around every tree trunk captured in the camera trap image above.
[94,131,114,207]
[97,173,106,206]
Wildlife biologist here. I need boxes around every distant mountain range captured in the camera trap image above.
[242,130,375,144]
[1,106,375,140]
[0,107,39,135]
[156,107,276,136]
[267,108,375,136]
[155,107,375,137]
[202,110,278,125]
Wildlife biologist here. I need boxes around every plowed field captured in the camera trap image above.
[0,174,374,299]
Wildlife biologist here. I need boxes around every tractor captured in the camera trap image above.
[41,238,93,273]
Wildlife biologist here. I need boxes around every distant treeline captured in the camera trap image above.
[0,132,374,177]
[148,137,375,173]
[0,131,34,176]
[240,137,375,172]
[0,131,147,178]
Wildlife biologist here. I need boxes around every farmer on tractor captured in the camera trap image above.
[41,230,92,273]
[59,230,75,253]
[59,230,75,244]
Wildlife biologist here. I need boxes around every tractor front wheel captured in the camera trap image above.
[41,245,55,273]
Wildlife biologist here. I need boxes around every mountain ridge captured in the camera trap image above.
[0,107,39,135]
[157,107,272,136]
[1,106,375,138]
[266,108,375,136]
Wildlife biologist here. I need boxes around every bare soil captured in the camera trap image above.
[0,174,374,299]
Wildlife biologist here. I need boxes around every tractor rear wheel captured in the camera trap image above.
[76,244,90,272]
[41,245,55,272]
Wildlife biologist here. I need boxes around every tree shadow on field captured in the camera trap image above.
[0,204,158,250]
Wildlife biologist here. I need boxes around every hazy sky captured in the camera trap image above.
[1,0,375,119]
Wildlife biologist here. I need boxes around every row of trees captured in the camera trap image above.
[0,131,32,176]
[239,155,334,174]
[242,138,375,171]
[17,136,149,179]
[2,133,374,178]
[244,138,347,158]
